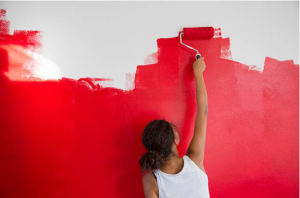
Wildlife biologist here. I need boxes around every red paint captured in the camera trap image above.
[0,9,299,198]
[183,27,214,39]
[0,10,43,81]
[0,10,41,48]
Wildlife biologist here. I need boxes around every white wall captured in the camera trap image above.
[1,1,299,90]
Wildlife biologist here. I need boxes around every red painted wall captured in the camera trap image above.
[0,9,299,198]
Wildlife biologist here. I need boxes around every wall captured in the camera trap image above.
[0,2,299,198]
[0,1,298,89]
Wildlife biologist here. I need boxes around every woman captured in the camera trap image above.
[139,56,209,198]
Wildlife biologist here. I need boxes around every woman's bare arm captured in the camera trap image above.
[142,172,159,198]
[186,57,208,166]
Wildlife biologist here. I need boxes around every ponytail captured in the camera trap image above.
[139,119,176,174]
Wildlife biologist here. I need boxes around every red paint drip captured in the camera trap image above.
[0,9,299,198]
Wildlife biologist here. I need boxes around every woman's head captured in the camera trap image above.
[139,119,181,174]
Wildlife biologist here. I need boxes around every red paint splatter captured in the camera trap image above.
[0,9,299,198]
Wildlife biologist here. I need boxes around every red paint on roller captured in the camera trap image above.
[0,9,299,198]
[183,27,214,39]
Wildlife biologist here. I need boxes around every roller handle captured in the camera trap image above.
[196,54,201,60]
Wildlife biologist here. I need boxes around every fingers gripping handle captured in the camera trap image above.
[196,54,201,60]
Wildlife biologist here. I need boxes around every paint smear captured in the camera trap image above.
[0,9,298,198]
[0,10,61,81]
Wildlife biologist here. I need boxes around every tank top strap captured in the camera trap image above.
[152,171,157,180]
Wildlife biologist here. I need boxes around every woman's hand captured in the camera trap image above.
[193,56,206,76]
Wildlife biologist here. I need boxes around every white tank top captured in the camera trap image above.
[153,155,210,198]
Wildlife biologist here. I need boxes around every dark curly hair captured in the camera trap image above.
[139,119,181,175]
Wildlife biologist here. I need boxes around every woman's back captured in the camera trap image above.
[153,155,210,198]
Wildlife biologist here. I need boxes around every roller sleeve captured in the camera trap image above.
[183,27,214,39]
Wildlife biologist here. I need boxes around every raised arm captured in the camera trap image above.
[186,57,208,166]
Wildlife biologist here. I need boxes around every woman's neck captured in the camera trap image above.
[161,148,181,168]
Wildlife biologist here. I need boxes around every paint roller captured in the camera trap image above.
[179,27,214,60]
